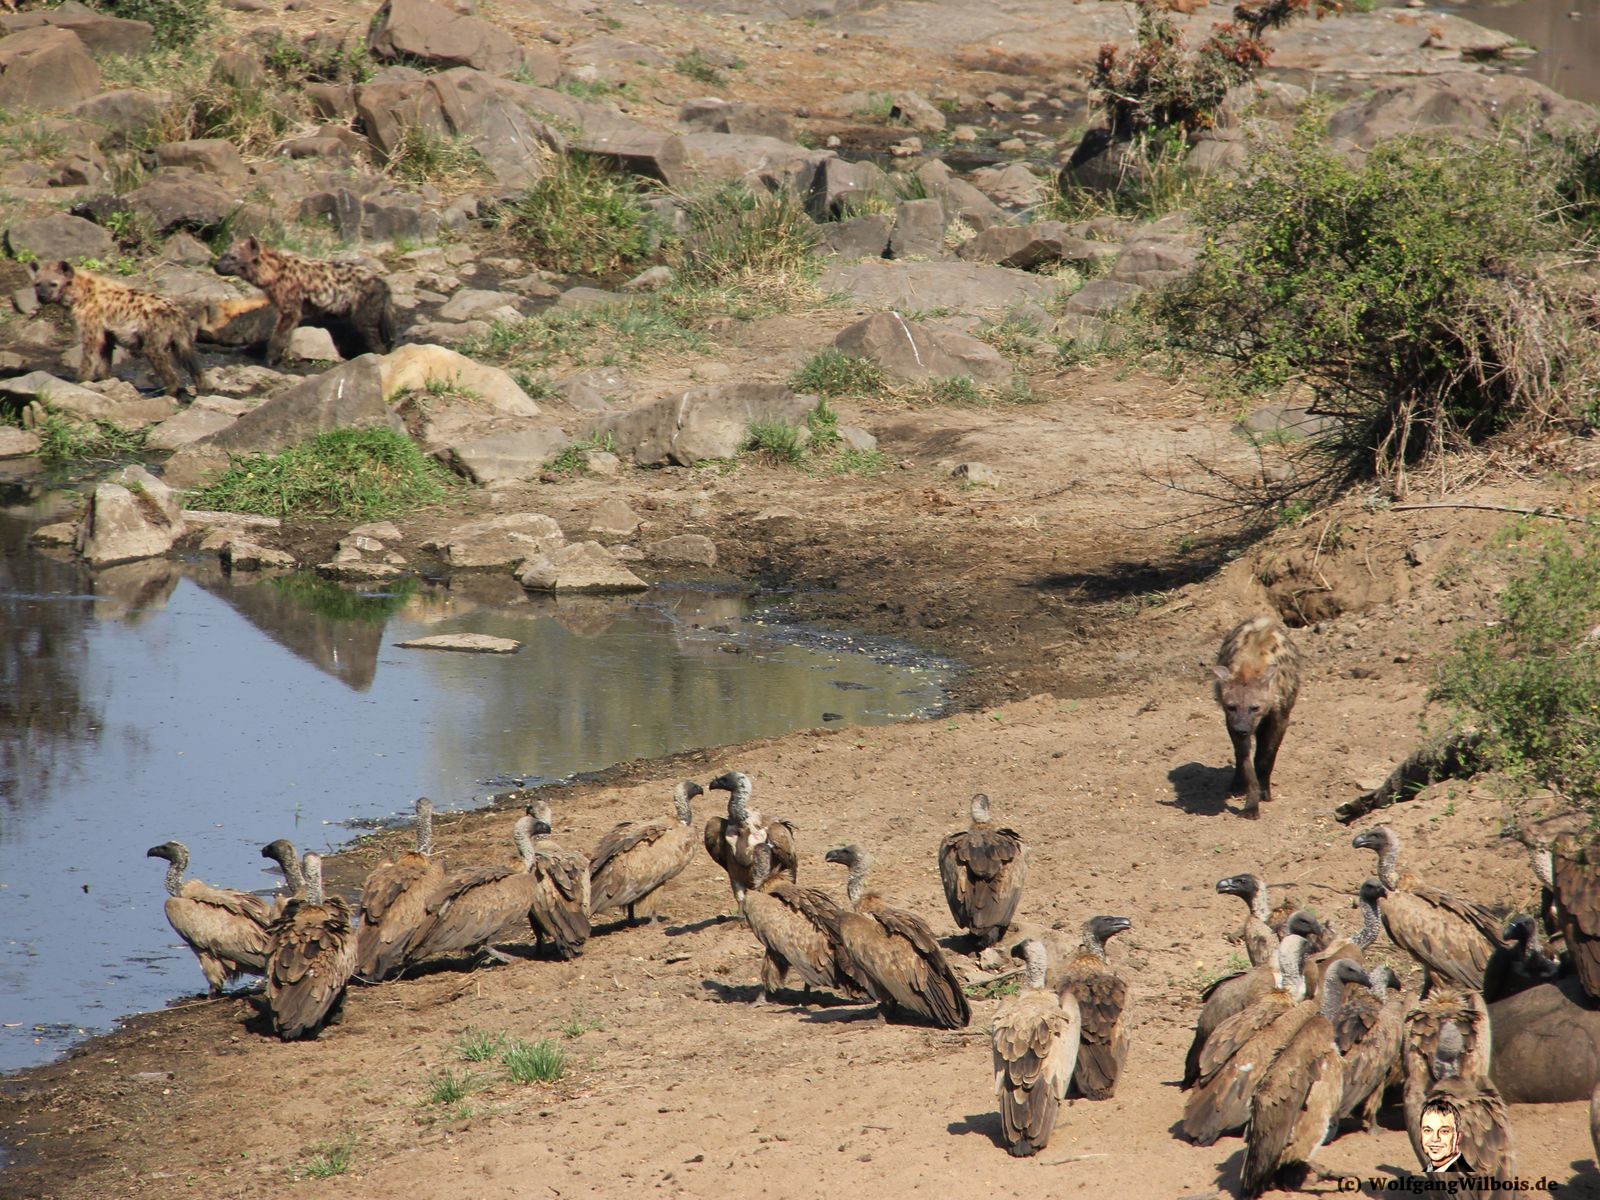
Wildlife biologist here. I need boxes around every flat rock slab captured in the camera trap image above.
[0,426,40,458]
[397,633,523,653]
[820,261,1063,316]
[520,540,647,593]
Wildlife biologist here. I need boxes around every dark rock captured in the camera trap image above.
[1060,279,1143,316]
[679,97,795,141]
[277,127,371,163]
[362,196,438,242]
[967,161,1044,209]
[0,8,151,58]
[298,188,364,241]
[818,212,891,260]
[833,311,1010,383]
[809,156,886,220]
[69,89,162,140]
[48,146,105,186]
[677,131,821,190]
[887,197,944,261]
[957,221,1088,271]
[153,138,246,179]
[368,0,530,76]
[6,212,114,262]
[125,172,236,235]
[304,82,354,121]
[202,356,397,455]
[0,26,101,111]
[593,381,818,467]
[1107,236,1197,288]
[210,50,267,92]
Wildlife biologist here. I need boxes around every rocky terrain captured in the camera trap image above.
[3,0,1600,1195]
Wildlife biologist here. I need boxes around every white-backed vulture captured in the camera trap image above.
[1335,965,1405,1133]
[1242,960,1369,1198]
[1352,827,1505,992]
[264,853,357,1041]
[1482,915,1560,1002]
[1217,874,1277,968]
[1181,911,1322,1089]
[1055,915,1131,1100]
[1423,1021,1516,1181]
[1490,974,1600,1102]
[147,840,274,994]
[1552,842,1600,1002]
[524,799,591,960]
[739,840,860,1004]
[1182,934,1315,1146]
[589,781,703,924]
[1529,841,1564,954]
[1304,880,1385,1000]
[821,844,971,1029]
[992,938,1080,1158]
[354,796,446,982]
[938,793,1028,948]
[260,838,306,918]
[1402,987,1490,1156]
[406,815,548,966]
[704,770,797,901]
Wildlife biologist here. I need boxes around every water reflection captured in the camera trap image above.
[1448,0,1600,105]
[0,487,949,1073]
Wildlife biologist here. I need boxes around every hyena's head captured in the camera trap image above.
[1213,662,1280,734]
[213,236,266,282]
[29,260,76,305]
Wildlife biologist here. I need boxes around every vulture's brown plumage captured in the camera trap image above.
[264,853,357,1040]
[821,844,970,1029]
[1552,841,1600,1002]
[589,781,702,924]
[1055,915,1131,1100]
[260,837,306,920]
[937,793,1027,947]
[355,797,446,981]
[1402,986,1491,1157]
[1423,1021,1516,1181]
[992,938,1080,1158]
[1334,965,1405,1132]
[524,799,591,960]
[704,770,797,901]
[1352,826,1505,992]
[147,840,273,994]
[739,841,860,1003]
[407,815,548,966]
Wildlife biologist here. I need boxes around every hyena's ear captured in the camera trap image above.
[56,260,74,277]
[1211,664,1232,683]
[244,236,261,253]
[25,260,37,278]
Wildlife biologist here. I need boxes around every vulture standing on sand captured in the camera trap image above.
[407,815,551,967]
[260,837,306,917]
[523,799,592,960]
[1303,880,1385,1000]
[1182,911,1323,1089]
[1334,965,1406,1133]
[1424,1021,1516,1181]
[1352,826,1505,992]
[704,770,798,901]
[147,839,274,994]
[1182,934,1316,1146]
[991,938,1081,1158]
[354,797,446,981]
[1217,874,1279,968]
[1552,841,1600,1001]
[589,781,703,924]
[1402,986,1490,1153]
[821,844,971,1029]
[264,852,357,1040]
[1241,959,1370,1198]
[739,841,859,1004]
[937,793,1028,948]
[1055,915,1132,1100]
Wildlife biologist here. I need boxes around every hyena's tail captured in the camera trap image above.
[177,326,207,394]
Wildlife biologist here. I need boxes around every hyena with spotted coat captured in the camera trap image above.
[212,237,394,365]
[30,260,206,396]
[1212,615,1302,820]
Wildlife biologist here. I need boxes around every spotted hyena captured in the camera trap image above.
[30,260,206,396]
[1212,615,1302,819]
[212,237,394,365]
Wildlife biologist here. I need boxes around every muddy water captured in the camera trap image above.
[1447,0,1600,104]
[0,486,949,1074]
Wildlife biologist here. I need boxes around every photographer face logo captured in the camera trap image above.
[1419,1105,1461,1170]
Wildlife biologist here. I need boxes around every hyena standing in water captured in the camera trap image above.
[30,260,206,396]
[211,237,394,366]
[1212,615,1302,820]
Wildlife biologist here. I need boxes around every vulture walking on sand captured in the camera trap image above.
[264,852,357,1041]
[1352,826,1505,992]
[1055,915,1132,1100]
[1241,960,1370,1198]
[937,793,1028,948]
[991,938,1081,1158]
[407,815,551,967]
[147,840,274,995]
[821,844,971,1029]
[1423,1021,1516,1181]
[523,799,592,960]
[589,781,703,925]
[1182,934,1316,1146]
[739,841,860,1004]
[704,770,798,901]
[354,796,446,982]
[1334,965,1406,1133]
[1551,841,1600,1002]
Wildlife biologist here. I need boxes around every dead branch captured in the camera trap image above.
[1390,503,1588,523]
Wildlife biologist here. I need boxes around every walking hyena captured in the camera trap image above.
[212,237,394,366]
[29,260,206,396]
[1212,615,1302,820]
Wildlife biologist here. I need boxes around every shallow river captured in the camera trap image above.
[1448,0,1600,105]
[0,484,950,1074]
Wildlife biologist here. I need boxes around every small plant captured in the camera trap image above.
[853,92,897,120]
[805,398,840,449]
[501,1037,566,1084]
[1195,951,1251,991]
[921,376,983,406]
[1276,498,1313,527]
[425,1068,479,1105]
[504,153,653,275]
[189,427,452,520]
[745,420,806,465]
[965,974,1022,999]
[977,317,1041,360]
[557,1010,602,1038]
[789,349,888,400]
[544,432,618,475]
[831,446,890,476]
[455,1027,507,1063]
[674,185,818,287]
[287,1136,356,1181]
[386,125,489,191]
[91,0,215,48]
[33,414,147,464]
[673,49,726,87]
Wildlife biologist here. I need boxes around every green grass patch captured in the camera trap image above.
[386,125,488,191]
[464,299,707,373]
[91,0,214,48]
[501,1037,566,1084]
[745,420,806,465]
[188,427,452,520]
[830,446,890,476]
[425,1068,479,1105]
[286,1135,356,1181]
[455,1028,507,1062]
[789,348,889,400]
[557,1010,603,1038]
[503,153,655,275]
[673,49,727,87]
[33,414,147,464]
[965,974,1021,999]
[921,376,983,406]
[544,432,618,475]
[674,185,819,288]
[853,92,896,120]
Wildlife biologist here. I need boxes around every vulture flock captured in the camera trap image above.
[142,613,1600,1191]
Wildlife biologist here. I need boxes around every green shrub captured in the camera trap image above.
[91,0,214,48]
[1152,116,1590,487]
[673,49,726,87]
[385,125,489,190]
[500,1037,565,1084]
[455,1028,506,1062]
[1432,522,1600,813]
[287,1136,356,1181]
[676,185,818,285]
[425,1069,478,1105]
[189,427,451,520]
[545,432,618,475]
[504,154,654,275]
[789,349,888,399]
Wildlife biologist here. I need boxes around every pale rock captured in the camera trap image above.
[397,632,522,653]
[440,512,565,570]
[589,497,643,537]
[0,426,40,457]
[519,540,648,593]
[77,465,184,567]
[221,539,296,571]
[284,325,342,362]
[952,461,999,487]
[645,534,716,567]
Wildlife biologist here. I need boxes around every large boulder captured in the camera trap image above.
[519,541,647,593]
[5,212,115,263]
[680,98,795,141]
[368,0,536,77]
[833,311,1011,384]
[439,427,573,484]
[0,427,40,457]
[958,221,1097,271]
[0,8,152,58]
[0,371,176,430]
[70,88,164,140]
[809,156,886,220]
[0,27,100,111]
[203,357,396,455]
[821,261,1064,316]
[678,131,824,191]
[377,343,539,416]
[887,198,944,261]
[1329,74,1600,151]
[144,396,252,452]
[593,382,818,467]
[153,138,246,179]
[434,511,565,570]
[1107,235,1198,288]
[77,464,184,567]
[124,171,237,236]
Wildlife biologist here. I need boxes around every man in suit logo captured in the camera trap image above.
[1418,1096,1473,1176]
